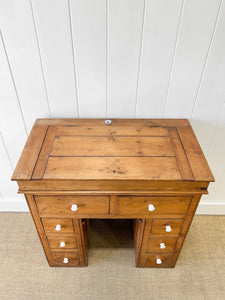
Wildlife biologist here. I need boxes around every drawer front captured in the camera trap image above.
[36,195,109,216]
[143,253,174,268]
[42,218,74,234]
[147,237,177,253]
[151,219,184,236]
[47,235,77,250]
[117,196,191,216]
[51,252,80,267]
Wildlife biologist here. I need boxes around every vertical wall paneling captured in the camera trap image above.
[204,103,225,204]
[69,0,106,117]
[0,0,225,213]
[107,0,145,117]
[0,33,27,167]
[190,1,225,155]
[31,0,78,117]
[164,0,221,118]
[0,0,50,132]
[136,0,184,118]
[0,133,24,203]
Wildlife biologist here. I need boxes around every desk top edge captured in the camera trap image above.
[11,118,215,183]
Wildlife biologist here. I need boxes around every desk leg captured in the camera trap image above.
[134,196,201,268]
[134,218,180,268]
[75,219,89,266]
[25,194,89,267]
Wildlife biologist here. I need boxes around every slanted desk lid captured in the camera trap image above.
[12,119,214,182]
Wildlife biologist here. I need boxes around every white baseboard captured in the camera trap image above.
[0,201,225,215]
[196,203,225,215]
[0,200,29,212]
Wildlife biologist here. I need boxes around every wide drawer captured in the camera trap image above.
[151,219,184,237]
[142,253,174,268]
[51,252,80,267]
[42,218,74,234]
[36,195,109,217]
[147,237,177,253]
[47,235,77,250]
[117,196,191,217]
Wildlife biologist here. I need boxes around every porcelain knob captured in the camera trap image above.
[60,242,65,248]
[63,258,69,264]
[160,243,166,249]
[55,224,61,231]
[156,258,162,264]
[165,225,172,232]
[148,204,155,212]
[71,204,78,211]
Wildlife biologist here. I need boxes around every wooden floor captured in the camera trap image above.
[0,214,224,300]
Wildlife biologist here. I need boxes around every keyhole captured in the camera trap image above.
[105,119,112,125]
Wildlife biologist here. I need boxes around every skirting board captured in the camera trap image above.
[0,200,225,215]
[195,203,225,215]
[0,200,29,212]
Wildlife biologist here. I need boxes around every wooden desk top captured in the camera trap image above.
[12,118,214,184]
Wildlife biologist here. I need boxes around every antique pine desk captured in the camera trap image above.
[12,119,214,268]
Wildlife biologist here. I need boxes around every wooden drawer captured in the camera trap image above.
[36,195,109,217]
[117,196,191,217]
[42,218,74,234]
[47,235,77,250]
[151,219,184,237]
[147,237,177,253]
[143,253,174,268]
[51,252,80,267]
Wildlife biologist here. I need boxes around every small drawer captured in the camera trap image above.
[117,196,191,217]
[42,218,74,234]
[151,219,183,237]
[143,253,174,268]
[147,237,177,253]
[51,252,80,267]
[47,235,77,250]
[36,195,109,217]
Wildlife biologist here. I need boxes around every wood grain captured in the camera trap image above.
[34,118,190,127]
[117,196,191,216]
[51,251,80,267]
[151,219,184,237]
[167,127,194,180]
[11,125,48,180]
[143,253,174,268]
[41,218,74,234]
[32,126,56,179]
[177,126,215,181]
[47,235,77,250]
[146,237,177,253]
[56,125,169,136]
[13,119,214,268]
[18,180,209,193]
[50,136,174,157]
[36,195,110,217]
[44,156,182,180]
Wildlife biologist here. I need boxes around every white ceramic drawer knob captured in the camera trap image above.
[165,225,172,232]
[156,258,162,265]
[55,224,61,231]
[148,204,155,212]
[63,258,69,264]
[71,204,78,211]
[160,243,166,249]
[60,241,65,248]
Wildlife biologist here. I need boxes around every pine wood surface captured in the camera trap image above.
[47,235,77,250]
[146,237,177,253]
[12,118,214,183]
[12,119,214,268]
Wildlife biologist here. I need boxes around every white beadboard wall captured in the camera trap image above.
[0,0,225,214]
